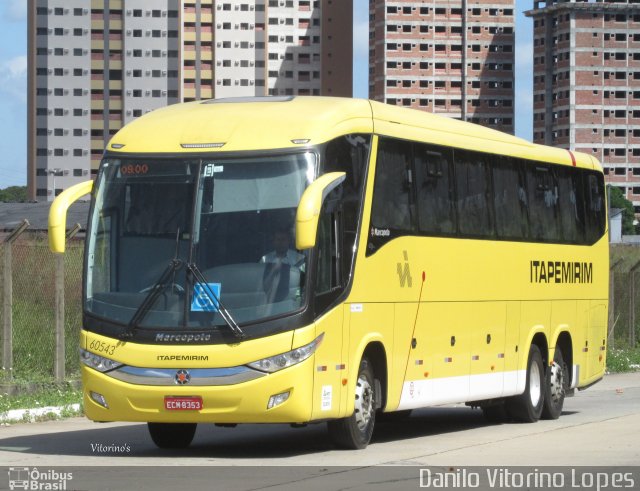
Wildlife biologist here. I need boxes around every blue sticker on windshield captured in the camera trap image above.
[191,283,221,312]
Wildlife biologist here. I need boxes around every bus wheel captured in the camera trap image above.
[327,358,376,449]
[542,348,567,420]
[147,422,197,449]
[507,345,545,423]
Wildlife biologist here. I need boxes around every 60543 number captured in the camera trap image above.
[89,339,116,356]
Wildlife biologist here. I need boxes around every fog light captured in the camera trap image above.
[90,391,109,408]
[267,391,290,409]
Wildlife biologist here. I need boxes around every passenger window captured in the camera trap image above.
[414,144,456,235]
[370,138,414,233]
[527,166,560,242]
[492,158,528,240]
[557,168,585,243]
[455,150,492,237]
[585,172,606,243]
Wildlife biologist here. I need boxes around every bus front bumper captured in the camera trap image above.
[81,361,314,424]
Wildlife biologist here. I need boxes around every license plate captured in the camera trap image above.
[164,396,203,411]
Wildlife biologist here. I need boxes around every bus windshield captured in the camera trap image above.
[85,152,317,332]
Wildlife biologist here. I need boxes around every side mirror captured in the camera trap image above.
[49,180,94,254]
[295,172,346,250]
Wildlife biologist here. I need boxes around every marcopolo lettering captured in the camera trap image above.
[370,227,391,237]
[155,333,212,343]
[530,260,593,284]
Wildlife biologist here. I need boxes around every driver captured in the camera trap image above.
[260,227,305,303]
[260,228,305,269]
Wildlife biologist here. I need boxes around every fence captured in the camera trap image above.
[1,222,83,383]
[609,245,640,349]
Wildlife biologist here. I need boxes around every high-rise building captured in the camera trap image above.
[369,0,515,133]
[526,0,640,213]
[27,0,352,201]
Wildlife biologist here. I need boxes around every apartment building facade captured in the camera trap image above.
[27,0,352,201]
[526,0,640,212]
[369,0,515,133]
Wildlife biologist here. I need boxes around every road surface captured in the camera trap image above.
[0,372,638,490]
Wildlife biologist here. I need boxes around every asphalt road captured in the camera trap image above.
[0,373,638,490]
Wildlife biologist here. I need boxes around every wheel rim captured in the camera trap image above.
[354,373,374,431]
[548,361,565,404]
[529,360,542,407]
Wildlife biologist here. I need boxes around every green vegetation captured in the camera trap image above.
[0,186,27,202]
[0,384,83,414]
[2,239,84,382]
[606,347,640,373]
[609,186,637,235]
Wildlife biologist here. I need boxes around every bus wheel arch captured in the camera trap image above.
[327,341,387,449]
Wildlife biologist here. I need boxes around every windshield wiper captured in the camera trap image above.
[120,259,184,340]
[186,262,246,340]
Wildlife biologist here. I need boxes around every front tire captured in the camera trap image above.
[542,347,567,420]
[327,358,376,449]
[506,345,545,423]
[148,422,197,449]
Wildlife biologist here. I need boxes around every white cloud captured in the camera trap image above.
[0,55,27,102]
[4,0,27,22]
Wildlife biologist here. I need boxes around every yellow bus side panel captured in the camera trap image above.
[346,232,608,410]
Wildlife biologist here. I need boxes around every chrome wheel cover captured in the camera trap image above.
[529,360,542,407]
[548,361,565,404]
[354,373,374,431]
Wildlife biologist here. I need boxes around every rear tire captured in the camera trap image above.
[327,358,376,449]
[148,422,197,449]
[542,347,567,420]
[506,345,545,423]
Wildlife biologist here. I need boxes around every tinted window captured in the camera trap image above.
[585,172,606,243]
[321,134,370,295]
[370,139,414,233]
[557,167,585,243]
[455,150,492,237]
[527,165,560,242]
[415,143,456,234]
[492,158,528,239]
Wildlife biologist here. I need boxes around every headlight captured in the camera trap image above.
[80,348,123,373]
[247,333,324,373]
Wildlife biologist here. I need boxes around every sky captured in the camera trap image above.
[0,0,533,189]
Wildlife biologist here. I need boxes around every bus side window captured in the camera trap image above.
[557,167,586,243]
[414,144,455,235]
[526,165,560,242]
[323,134,370,281]
[370,138,414,234]
[585,172,606,243]
[492,158,528,240]
[454,150,493,237]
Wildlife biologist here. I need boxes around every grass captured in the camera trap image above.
[606,346,640,373]
[0,384,83,414]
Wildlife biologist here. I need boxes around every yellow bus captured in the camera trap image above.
[49,97,608,449]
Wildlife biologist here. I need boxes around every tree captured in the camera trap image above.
[609,186,636,235]
[0,186,27,202]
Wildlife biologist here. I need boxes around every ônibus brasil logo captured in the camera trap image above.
[8,467,72,490]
